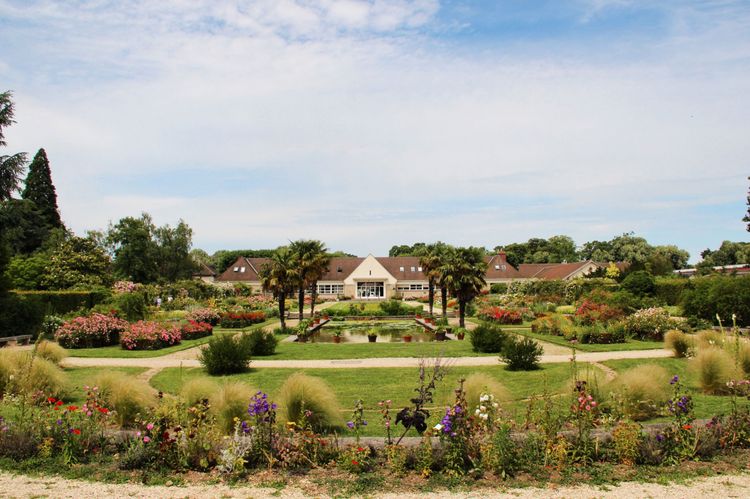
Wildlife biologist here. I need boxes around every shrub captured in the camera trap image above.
[120,321,181,350]
[55,313,129,348]
[92,372,153,427]
[470,324,508,353]
[501,336,543,371]
[0,293,46,338]
[180,320,213,341]
[621,271,656,296]
[379,299,418,316]
[610,365,670,420]
[219,311,266,328]
[690,348,738,394]
[116,291,147,321]
[737,341,750,378]
[186,308,221,326]
[180,377,220,405]
[210,381,256,433]
[574,299,622,325]
[247,328,278,356]
[199,333,254,375]
[555,305,575,314]
[34,340,68,364]
[655,278,692,306]
[39,315,65,339]
[577,324,626,344]
[462,373,510,410]
[664,330,694,358]
[490,283,508,294]
[277,373,340,432]
[682,275,750,327]
[12,289,109,315]
[621,307,677,341]
[477,306,523,324]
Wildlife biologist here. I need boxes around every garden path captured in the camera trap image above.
[61,348,672,370]
[1,469,748,498]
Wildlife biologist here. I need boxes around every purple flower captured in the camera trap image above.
[656,433,664,442]
[670,375,679,385]
[361,420,367,426]
[347,421,355,429]
[56,419,62,426]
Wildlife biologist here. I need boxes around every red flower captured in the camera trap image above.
[67,405,78,411]
[97,407,109,414]
[55,400,63,406]
[352,460,359,465]
[357,447,364,452]
[54,407,59,411]
[682,424,692,430]
[47,397,56,404]
[72,428,81,435]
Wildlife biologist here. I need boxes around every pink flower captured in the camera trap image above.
[143,436,151,443]
[146,423,154,430]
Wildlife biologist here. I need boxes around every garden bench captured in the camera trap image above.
[0,334,32,347]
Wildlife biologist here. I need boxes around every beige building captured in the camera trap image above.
[211,251,608,300]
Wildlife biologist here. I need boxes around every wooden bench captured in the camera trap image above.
[0,334,32,347]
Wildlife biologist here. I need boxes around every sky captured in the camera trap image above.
[0,0,748,261]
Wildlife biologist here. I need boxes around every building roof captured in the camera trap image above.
[215,256,270,282]
[375,256,428,281]
[517,261,598,280]
[319,257,365,281]
[193,262,216,277]
[484,252,522,280]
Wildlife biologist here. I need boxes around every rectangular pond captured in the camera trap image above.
[305,321,435,343]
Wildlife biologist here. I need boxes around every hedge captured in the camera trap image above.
[654,278,692,306]
[0,293,45,337]
[12,289,109,315]
[682,275,750,327]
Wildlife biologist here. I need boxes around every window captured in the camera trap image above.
[233,267,240,272]
[397,283,427,291]
[399,266,404,272]
[317,284,344,295]
[501,264,507,271]
[337,266,342,273]
[495,265,500,270]
[418,266,422,272]
[357,281,384,299]
[240,267,246,272]
[410,266,416,272]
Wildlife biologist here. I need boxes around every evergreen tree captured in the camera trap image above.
[0,90,27,201]
[22,148,62,229]
[744,176,749,232]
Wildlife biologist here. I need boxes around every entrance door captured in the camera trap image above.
[357,281,384,299]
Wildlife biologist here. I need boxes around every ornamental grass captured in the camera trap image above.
[664,330,695,358]
[690,347,739,395]
[462,373,510,411]
[0,350,68,400]
[34,340,68,364]
[210,381,257,433]
[92,372,154,427]
[180,378,220,406]
[277,373,341,432]
[610,364,670,421]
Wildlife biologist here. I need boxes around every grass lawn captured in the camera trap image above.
[513,329,664,352]
[151,362,577,435]
[269,335,495,360]
[64,366,148,403]
[602,357,745,421]
[65,320,276,358]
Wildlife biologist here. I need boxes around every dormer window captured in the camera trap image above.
[501,264,507,271]
[495,265,500,270]
[399,266,404,272]
[337,266,342,273]
[240,267,246,272]
[410,266,416,272]
[418,266,422,272]
[233,266,240,272]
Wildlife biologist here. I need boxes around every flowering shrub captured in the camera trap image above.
[113,280,139,294]
[55,313,129,348]
[180,320,213,340]
[621,307,678,341]
[120,321,181,350]
[574,299,622,325]
[477,306,523,324]
[246,295,275,310]
[220,311,266,328]
[186,308,221,326]
[657,375,697,465]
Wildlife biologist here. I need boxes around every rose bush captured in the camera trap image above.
[477,306,523,325]
[220,311,266,328]
[120,321,181,350]
[55,313,129,348]
[186,308,221,326]
[180,320,213,340]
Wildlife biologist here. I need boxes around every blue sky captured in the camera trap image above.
[0,0,748,260]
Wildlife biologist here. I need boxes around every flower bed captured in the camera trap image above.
[621,307,680,341]
[477,306,523,324]
[180,320,213,340]
[55,313,129,348]
[186,308,221,326]
[220,311,266,328]
[120,321,181,350]
[574,299,622,325]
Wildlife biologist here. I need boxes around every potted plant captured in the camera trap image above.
[367,328,378,343]
[402,330,413,342]
[434,327,447,342]
[332,330,342,343]
[454,327,467,340]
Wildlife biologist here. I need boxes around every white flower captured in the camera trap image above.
[479,413,488,420]
[492,403,499,409]
[475,409,480,416]
[433,423,443,431]
[479,405,486,412]
[479,394,489,402]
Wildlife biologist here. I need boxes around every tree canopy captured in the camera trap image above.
[0,90,27,201]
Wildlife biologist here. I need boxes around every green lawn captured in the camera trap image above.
[65,321,276,358]
[151,362,577,435]
[64,366,148,403]
[324,301,422,315]
[513,329,664,352]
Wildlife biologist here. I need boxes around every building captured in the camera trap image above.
[214,251,608,300]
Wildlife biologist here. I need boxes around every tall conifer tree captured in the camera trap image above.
[22,148,62,229]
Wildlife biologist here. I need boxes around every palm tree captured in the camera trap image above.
[0,91,27,201]
[259,246,298,331]
[439,246,487,328]
[418,242,448,316]
[290,239,331,319]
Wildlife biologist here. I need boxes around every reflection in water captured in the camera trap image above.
[306,322,434,343]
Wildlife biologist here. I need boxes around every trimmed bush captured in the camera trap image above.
[277,373,340,431]
[610,365,670,421]
[691,348,737,394]
[0,293,45,338]
[463,373,510,411]
[92,372,153,427]
[186,308,221,326]
[489,283,508,294]
[501,336,543,371]
[664,330,694,358]
[210,381,256,433]
[219,311,266,328]
[120,321,181,350]
[180,377,220,406]
[55,313,129,348]
[576,324,626,344]
[655,278,692,306]
[470,324,508,353]
[621,271,656,296]
[682,275,750,327]
[248,328,278,356]
[477,306,523,324]
[379,300,419,316]
[34,340,68,364]
[115,291,147,321]
[12,289,109,315]
[199,333,254,375]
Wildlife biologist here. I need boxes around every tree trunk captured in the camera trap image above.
[298,287,305,321]
[428,278,435,316]
[279,291,286,330]
[440,286,448,318]
[311,282,318,317]
[459,299,466,328]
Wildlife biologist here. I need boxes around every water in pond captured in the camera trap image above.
[306,321,434,343]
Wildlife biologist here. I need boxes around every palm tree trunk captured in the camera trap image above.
[428,278,435,316]
[311,282,318,317]
[298,287,305,321]
[459,299,466,328]
[440,286,447,318]
[279,291,286,330]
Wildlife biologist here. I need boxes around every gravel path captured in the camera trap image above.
[61,348,672,369]
[0,471,748,498]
